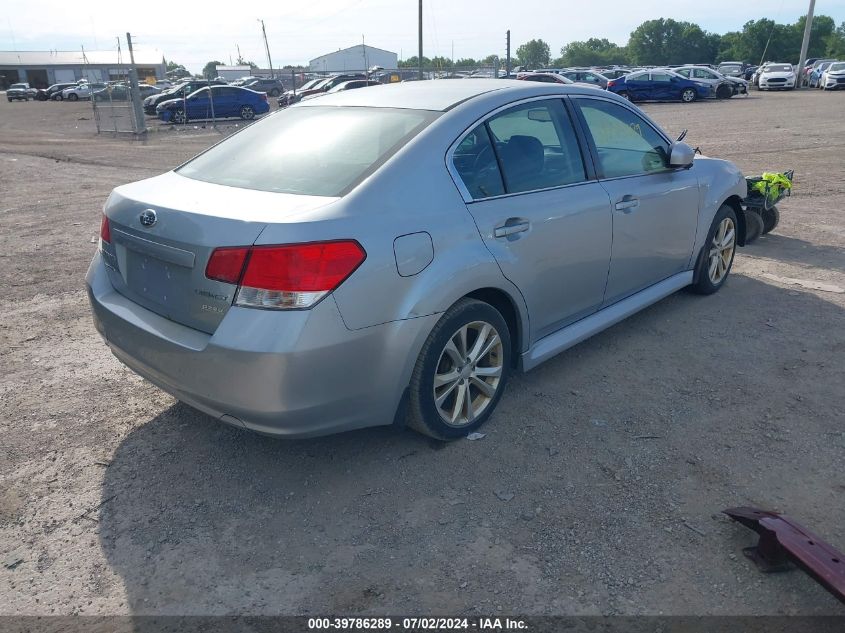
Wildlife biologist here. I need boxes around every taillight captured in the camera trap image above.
[205,246,249,284]
[99,214,111,245]
[205,241,366,310]
[607,80,616,88]
[260,93,268,102]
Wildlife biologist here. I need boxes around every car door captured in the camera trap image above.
[450,98,613,342]
[572,96,699,305]
[649,72,676,100]
[625,73,649,100]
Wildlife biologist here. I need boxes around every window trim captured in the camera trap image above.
[569,94,680,183]
[445,95,596,204]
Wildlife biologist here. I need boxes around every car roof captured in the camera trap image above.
[296,79,603,111]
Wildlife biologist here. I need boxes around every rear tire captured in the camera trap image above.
[690,205,738,295]
[618,91,630,101]
[407,298,511,441]
[761,206,780,234]
[240,105,255,120]
[743,209,764,244]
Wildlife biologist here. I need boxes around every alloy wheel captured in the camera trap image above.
[433,321,504,427]
[173,110,186,124]
[682,89,696,102]
[241,105,255,120]
[708,217,736,284]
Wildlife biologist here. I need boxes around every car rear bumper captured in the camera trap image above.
[86,252,437,437]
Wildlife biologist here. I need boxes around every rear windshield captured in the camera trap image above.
[177,106,439,196]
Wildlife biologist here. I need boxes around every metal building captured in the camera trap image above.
[309,45,398,73]
[0,49,167,90]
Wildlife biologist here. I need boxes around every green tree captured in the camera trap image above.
[398,56,431,68]
[430,56,453,69]
[516,39,551,68]
[202,60,222,79]
[454,57,477,68]
[826,21,845,58]
[628,18,719,65]
[558,38,629,66]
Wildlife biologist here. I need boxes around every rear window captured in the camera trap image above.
[177,106,439,196]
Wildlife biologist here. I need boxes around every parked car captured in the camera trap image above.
[516,72,574,85]
[6,83,37,101]
[155,80,173,90]
[743,65,759,81]
[61,83,106,101]
[559,70,609,88]
[716,62,745,78]
[808,61,834,88]
[326,79,382,93]
[756,63,797,90]
[156,85,269,123]
[35,82,76,101]
[87,80,747,440]
[93,84,160,101]
[672,66,748,98]
[606,70,712,102]
[598,68,631,80]
[803,58,833,85]
[298,74,368,99]
[242,78,285,97]
[276,77,324,107]
[143,80,224,115]
[820,61,845,90]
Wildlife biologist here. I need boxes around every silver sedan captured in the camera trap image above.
[87,80,747,440]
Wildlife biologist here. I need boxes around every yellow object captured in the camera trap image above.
[751,172,792,199]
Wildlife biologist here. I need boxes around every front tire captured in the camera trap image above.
[68,93,79,101]
[681,88,697,103]
[407,298,511,440]
[172,109,187,124]
[690,205,738,295]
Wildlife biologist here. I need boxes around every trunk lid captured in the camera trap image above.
[103,171,338,333]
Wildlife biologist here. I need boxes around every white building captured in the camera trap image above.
[215,65,252,81]
[309,45,398,73]
[0,49,166,90]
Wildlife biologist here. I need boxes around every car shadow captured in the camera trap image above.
[745,232,845,274]
[98,274,845,616]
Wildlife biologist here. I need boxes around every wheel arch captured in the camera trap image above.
[723,195,747,246]
[464,287,524,369]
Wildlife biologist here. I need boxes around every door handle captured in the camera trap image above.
[614,197,639,212]
[494,222,530,238]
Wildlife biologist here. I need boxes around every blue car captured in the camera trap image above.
[157,86,270,123]
[606,70,713,103]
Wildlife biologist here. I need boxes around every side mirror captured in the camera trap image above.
[669,141,695,168]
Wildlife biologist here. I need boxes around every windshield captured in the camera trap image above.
[177,106,439,197]
[766,65,793,73]
[11,84,26,89]
[829,63,845,72]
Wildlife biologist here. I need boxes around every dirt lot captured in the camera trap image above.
[0,90,844,617]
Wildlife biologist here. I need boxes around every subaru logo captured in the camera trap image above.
[139,209,157,227]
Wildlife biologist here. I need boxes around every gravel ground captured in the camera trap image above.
[0,90,843,616]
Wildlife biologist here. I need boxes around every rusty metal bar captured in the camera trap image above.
[724,506,845,605]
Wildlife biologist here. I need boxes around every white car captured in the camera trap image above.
[820,61,845,91]
[757,63,796,90]
[672,66,748,98]
[61,82,106,101]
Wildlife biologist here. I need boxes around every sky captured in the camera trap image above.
[3,0,845,72]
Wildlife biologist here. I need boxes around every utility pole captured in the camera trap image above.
[259,19,274,78]
[418,0,423,80]
[506,30,511,77]
[126,32,146,135]
[796,0,816,88]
